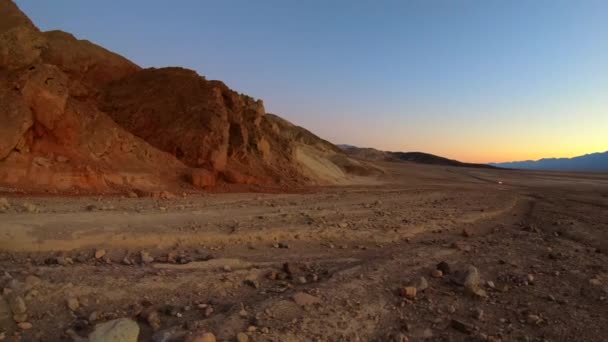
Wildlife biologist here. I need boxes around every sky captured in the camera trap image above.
[16,0,608,163]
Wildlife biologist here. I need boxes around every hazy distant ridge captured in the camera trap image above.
[490,151,608,172]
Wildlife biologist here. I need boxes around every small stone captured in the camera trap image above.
[140,251,154,263]
[146,311,161,330]
[89,318,140,342]
[9,296,27,315]
[223,265,232,272]
[66,297,80,311]
[24,275,41,290]
[18,322,32,330]
[293,292,321,306]
[338,222,348,228]
[462,228,471,237]
[127,191,139,198]
[431,270,443,278]
[422,329,433,338]
[451,319,474,334]
[589,278,601,286]
[527,314,541,324]
[486,281,495,289]
[472,308,484,320]
[400,286,417,299]
[246,326,257,332]
[526,274,535,283]
[413,277,428,291]
[89,311,99,322]
[297,276,307,284]
[236,332,249,342]
[186,332,216,342]
[244,278,260,288]
[95,249,106,259]
[238,308,248,318]
[0,198,10,211]
[23,203,38,213]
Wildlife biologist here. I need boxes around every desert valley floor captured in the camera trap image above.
[1,161,607,341]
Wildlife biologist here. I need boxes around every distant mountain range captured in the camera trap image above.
[490,151,608,172]
[337,145,496,169]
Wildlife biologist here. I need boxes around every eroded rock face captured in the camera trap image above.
[0,0,375,192]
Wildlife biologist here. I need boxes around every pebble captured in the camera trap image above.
[95,249,106,259]
[23,203,38,213]
[486,281,495,289]
[527,314,541,324]
[472,308,484,320]
[9,296,27,315]
[186,332,216,342]
[400,286,417,299]
[416,276,428,291]
[451,319,475,334]
[140,251,154,263]
[431,270,443,278]
[0,197,10,211]
[292,292,321,306]
[24,275,41,290]
[589,278,601,286]
[236,332,249,342]
[18,322,32,330]
[89,318,140,342]
[146,311,161,330]
[66,297,80,311]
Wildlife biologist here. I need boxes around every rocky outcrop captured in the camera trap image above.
[0,0,377,193]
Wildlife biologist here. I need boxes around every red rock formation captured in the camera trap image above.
[0,0,377,193]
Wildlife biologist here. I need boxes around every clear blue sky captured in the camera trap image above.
[16,0,608,162]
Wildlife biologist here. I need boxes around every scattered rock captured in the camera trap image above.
[486,281,495,289]
[9,296,27,315]
[146,310,161,330]
[186,332,216,342]
[17,321,32,330]
[0,198,10,211]
[236,332,249,342]
[451,319,475,334]
[66,297,80,311]
[472,308,484,320]
[431,269,443,278]
[22,203,38,213]
[527,314,541,325]
[89,318,140,342]
[24,275,41,290]
[400,286,417,299]
[140,251,154,263]
[411,277,428,292]
[451,265,486,298]
[292,292,321,306]
[95,249,106,259]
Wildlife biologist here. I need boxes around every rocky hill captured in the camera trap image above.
[340,145,496,169]
[0,0,373,193]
